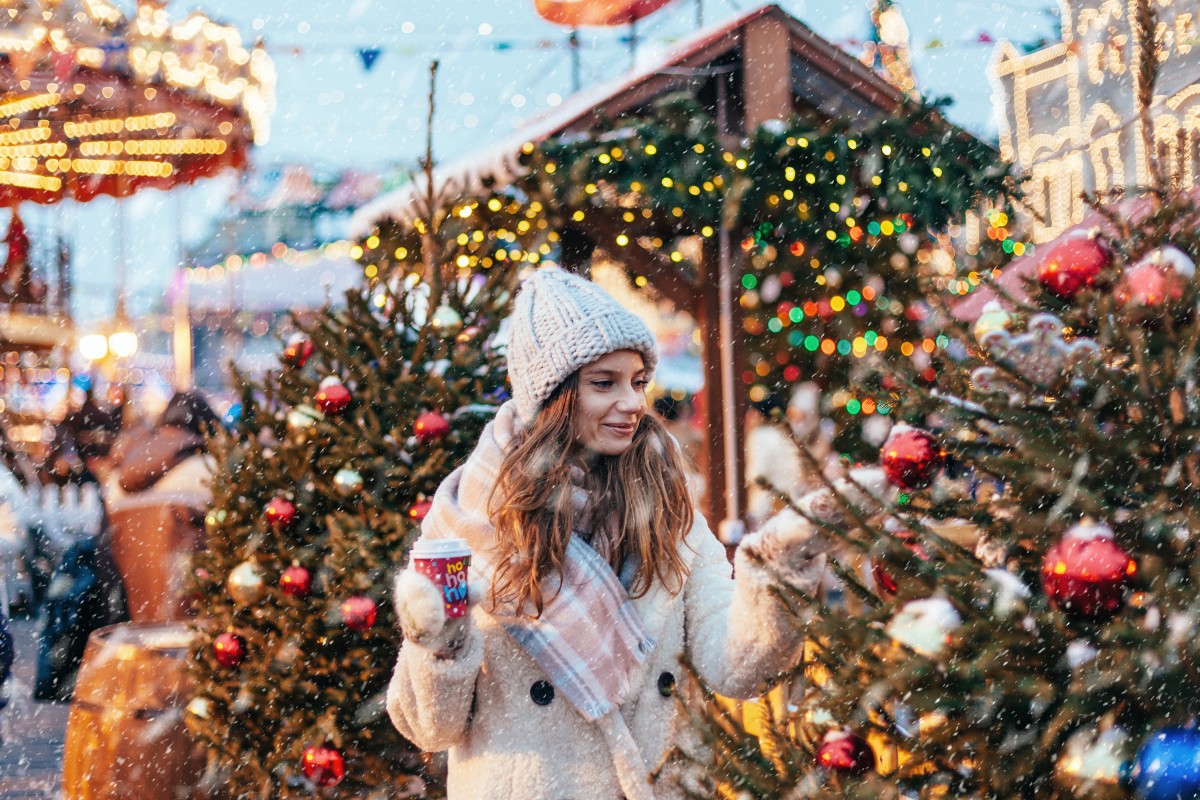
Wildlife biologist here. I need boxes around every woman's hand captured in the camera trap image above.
[393,569,474,660]
[739,508,827,595]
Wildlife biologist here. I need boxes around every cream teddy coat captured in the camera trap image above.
[386,507,821,800]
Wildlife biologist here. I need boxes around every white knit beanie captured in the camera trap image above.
[507,267,659,424]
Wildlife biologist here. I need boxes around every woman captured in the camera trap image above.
[388,267,861,800]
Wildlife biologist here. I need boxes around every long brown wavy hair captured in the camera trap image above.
[488,371,694,617]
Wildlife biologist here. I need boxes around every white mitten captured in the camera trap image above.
[739,507,828,594]
[796,466,897,525]
[393,569,475,659]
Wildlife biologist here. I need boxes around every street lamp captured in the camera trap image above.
[79,196,138,366]
[77,301,138,364]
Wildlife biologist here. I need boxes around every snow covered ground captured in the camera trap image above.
[0,618,68,800]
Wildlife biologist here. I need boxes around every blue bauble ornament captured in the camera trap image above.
[1133,728,1200,800]
[223,402,243,429]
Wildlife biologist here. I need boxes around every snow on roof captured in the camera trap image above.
[349,3,895,238]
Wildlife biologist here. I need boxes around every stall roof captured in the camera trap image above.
[349,3,902,237]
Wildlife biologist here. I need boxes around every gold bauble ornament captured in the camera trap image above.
[333,467,364,496]
[286,404,325,442]
[430,304,464,337]
[227,560,267,606]
[204,508,227,535]
[973,300,1014,345]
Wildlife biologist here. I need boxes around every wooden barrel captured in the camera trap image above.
[62,622,208,800]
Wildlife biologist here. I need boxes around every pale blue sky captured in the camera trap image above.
[22,0,1059,323]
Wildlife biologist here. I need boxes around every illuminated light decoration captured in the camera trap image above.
[0,92,60,117]
[993,1,1200,241]
[0,1,274,205]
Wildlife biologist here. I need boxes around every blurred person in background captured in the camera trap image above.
[0,426,36,617]
[105,390,218,623]
[33,387,128,701]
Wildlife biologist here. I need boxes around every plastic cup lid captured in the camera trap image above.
[411,537,471,558]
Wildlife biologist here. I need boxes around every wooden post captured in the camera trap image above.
[696,234,747,537]
[742,14,793,132]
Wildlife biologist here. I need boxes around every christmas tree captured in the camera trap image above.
[675,3,1200,798]
[186,249,516,798]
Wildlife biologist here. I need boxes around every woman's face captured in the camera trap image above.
[572,350,648,457]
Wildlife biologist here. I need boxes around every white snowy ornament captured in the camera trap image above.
[1065,640,1098,669]
[186,696,212,720]
[983,568,1031,618]
[885,595,962,657]
[1053,724,1131,797]
[972,313,1098,396]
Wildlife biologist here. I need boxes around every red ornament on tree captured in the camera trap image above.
[301,744,345,787]
[1037,233,1110,299]
[281,332,315,368]
[213,632,246,669]
[265,497,297,531]
[817,729,875,775]
[871,526,932,598]
[879,426,943,490]
[414,410,450,443]
[315,377,352,415]
[280,565,312,598]
[1041,520,1136,619]
[408,500,432,522]
[341,596,377,632]
[1115,246,1195,314]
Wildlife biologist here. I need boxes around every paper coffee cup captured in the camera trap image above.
[410,538,472,618]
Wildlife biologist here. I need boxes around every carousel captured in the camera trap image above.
[0,0,273,430]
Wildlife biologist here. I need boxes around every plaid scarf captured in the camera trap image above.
[420,401,654,721]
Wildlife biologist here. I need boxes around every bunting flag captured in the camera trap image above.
[266,28,1051,72]
[357,47,382,71]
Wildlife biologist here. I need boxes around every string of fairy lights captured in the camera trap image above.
[355,100,1024,417]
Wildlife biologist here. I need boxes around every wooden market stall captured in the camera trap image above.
[351,4,905,535]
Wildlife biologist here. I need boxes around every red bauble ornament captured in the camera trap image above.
[871,528,931,597]
[414,410,450,443]
[879,426,943,490]
[280,565,312,598]
[302,744,345,787]
[315,377,352,415]
[265,497,297,530]
[408,500,432,522]
[282,333,315,368]
[1041,521,1136,619]
[341,596,378,632]
[1115,246,1195,314]
[1037,234,1110,299]
[212,632,246,669]
[817,729,875,775]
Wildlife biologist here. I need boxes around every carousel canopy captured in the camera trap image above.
[0,0,275,205]
[533,0,676,27]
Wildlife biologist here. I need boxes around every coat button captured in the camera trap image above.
[657,671,676,698]
[530,680,555,706]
